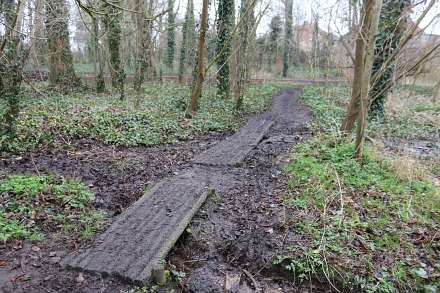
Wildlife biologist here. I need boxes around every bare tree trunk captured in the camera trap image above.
[32,0,45,67]
[14,1,25,37]
[134,0,158,92]
[178,0,195,83]
[186,0,208,118]
[93,16,105,93]
[433,77,440,103]
[282,0,292,78]
[234,0,255,110]
[340,0,373,132]
[355,0,382,162]
[407,60,424,99]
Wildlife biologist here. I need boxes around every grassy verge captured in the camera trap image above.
[0,174,105,243]
[277,85,439,292]
[0,83,278,153]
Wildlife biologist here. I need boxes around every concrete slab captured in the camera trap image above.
[61,179,209,285]
[193,117,274,166]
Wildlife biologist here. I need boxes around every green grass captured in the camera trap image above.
[276,85,440,292]
[280,134,439,292]
[0,174,105,243]
[0,82,278,153]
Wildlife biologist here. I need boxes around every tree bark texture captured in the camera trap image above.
[178,0,195,83]
[186,0,208,117]
[45,0,81,90]
[234,0,255,110]
[340,0,373,133]
[282,0,293,78]
[216,0,234,98]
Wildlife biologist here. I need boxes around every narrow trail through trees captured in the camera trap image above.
[1,88,315,292]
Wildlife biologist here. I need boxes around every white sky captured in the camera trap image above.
[180,0,440,36]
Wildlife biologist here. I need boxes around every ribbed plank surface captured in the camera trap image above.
[194,117,274,166]
[61,179,208,284]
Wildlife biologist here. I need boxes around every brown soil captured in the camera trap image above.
[0,89,323,292]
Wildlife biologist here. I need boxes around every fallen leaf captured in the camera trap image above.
[31,246,40,252]
[76,273,84,283]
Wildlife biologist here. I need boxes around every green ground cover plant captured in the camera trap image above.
[0,82,278,153]
[0,174,105,243]
[302,84,439,140]
[276,85,439,292]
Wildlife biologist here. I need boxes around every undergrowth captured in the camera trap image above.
[0,82,278,153]
[0,174,105,243]
[276,85,440,292]
[300,84,439,140]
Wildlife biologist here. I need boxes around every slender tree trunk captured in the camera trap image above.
[134,0,157,91]
[186,0,208,118]
[14,0,25,36]
[32,0,45,67]
[93,16,105,93]
[355,0,382,162]
[340,1,373,132]
[407,60,424,99]
[433,77,440,103]
[178,0,195,83]
[234,0,255,110]
[282,0,292,78]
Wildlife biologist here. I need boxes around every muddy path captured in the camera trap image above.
[0,88,320,292]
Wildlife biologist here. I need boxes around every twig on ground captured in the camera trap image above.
[335,171,344,228]
[356,236,370,254]
[241,268,260,291]
[430,229,439,244]
[30,155,41,176]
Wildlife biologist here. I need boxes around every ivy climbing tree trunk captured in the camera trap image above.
[178,0,195,83]
[354,0,382,162]
[234,0,255,110]
[369,0,409,118]
[186,0,208,118]
[341,0,435,133]
[216,0,234,98]
[104,2,125,99]
[45,0,81,91]
[165,0,176,70]
[282,0,292,78]
[267,16,282,73]
[1,0,25,142]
